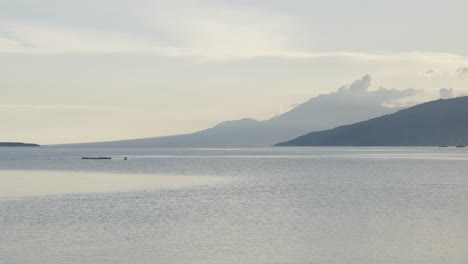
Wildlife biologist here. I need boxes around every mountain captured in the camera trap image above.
[55,75,417,148]
[0,142,40,147]
[276,96,468,147]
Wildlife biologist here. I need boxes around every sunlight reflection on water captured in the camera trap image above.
[0,170,225,199]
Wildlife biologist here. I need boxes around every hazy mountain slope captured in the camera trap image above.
[276,96,468,146]
[55,75,417,148]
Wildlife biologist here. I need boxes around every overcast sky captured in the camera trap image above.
[1,0,468,144]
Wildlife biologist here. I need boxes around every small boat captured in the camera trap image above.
[82,157,112,160]
[456,145,466,148]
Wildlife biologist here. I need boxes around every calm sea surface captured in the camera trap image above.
[0,147,467,264]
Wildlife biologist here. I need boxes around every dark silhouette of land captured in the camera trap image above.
[0,142,40,147]
[276,96,468,146]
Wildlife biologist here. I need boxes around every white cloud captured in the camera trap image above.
[0,22,188,55]
[349,74,372,93]
[134,1,304,59]
[3,23,468,67]
[2,2,468,66]
[335,75,420,106]
[0,1,304,59]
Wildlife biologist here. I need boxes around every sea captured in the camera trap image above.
[0,147,467,264]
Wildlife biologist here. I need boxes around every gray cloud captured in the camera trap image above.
[440,88,454,99]
[419,69,436,77]
[0,29,33,49]
[456,67,468,77]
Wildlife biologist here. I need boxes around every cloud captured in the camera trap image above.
[1,0,468,74]
[1,13,468,70]
[418,69,436,77]
[0,22,188,55]
[337,74,371,94]
[440,88,455,99]
[1,14,468,66]
[456,67,468,77]
[133,1,308,59]
[0,104,136,112]
[2,24,468,66]
[330,74,421,106]
[349,74,372,93]
[0,29,33,49]
[0,0,304,59]
[417,67,468,80]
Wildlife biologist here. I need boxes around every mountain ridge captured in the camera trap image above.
[276,96,468,147]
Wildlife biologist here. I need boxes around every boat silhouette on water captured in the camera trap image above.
[82,157,112,160]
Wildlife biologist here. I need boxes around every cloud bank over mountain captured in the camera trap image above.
[58,75,420,147]
[334,74,419,106]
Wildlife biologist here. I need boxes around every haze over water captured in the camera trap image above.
[1,147,467,264]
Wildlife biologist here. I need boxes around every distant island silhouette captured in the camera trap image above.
[0,142,40,147]
[276,96,468,147]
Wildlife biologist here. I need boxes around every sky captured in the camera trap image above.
[1,0,468,144]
